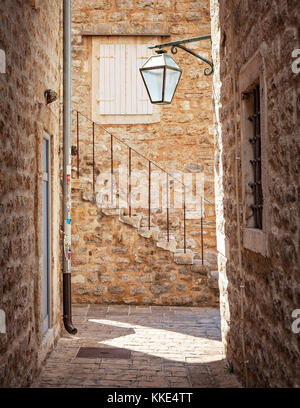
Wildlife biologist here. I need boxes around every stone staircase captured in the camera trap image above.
[71,176,219,306]
[70,110,219,305]
[101,207,195,265]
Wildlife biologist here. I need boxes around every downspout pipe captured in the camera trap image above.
[63,0,77,335]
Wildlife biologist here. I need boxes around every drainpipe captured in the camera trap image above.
[62,0,77,335]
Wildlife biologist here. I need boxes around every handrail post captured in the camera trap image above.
[92,121,95,193]
[201,196,204,265]
[148,161,151,230]
[128,147,131,217]
[77,110,79,179]
[111,134,114,207]
[166,173,169,242]
[184,185,186,253]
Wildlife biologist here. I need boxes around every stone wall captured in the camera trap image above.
[0,0,62,387]
[211,0,300,387]
[70,0,218,306]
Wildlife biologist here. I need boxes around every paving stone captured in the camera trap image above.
[33,305,241,388]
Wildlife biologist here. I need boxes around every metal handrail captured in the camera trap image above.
[72,108,214,206]
[72,107,215,259]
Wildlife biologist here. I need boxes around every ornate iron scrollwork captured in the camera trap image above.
[150,35,214,77]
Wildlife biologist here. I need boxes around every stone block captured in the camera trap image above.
[119,214,142,229]
[93,285,105,296]
[136,273,153,283]
[98,273,114,283]
[102,208,120,216]
[208,271,219,289]
[174,251,194,265]
[130,286,147,295]
[72,274,85,284]
[136,0,154,8]
[92,23,110,34]
[156,240,177,253]
[86,0,112,9]
[108,12,126,22]
[170,295,193,305]
[82,190,94,202]
[176,283,187,292]
[191,264,209,275]
[186,11,202,21]
[123,297,138,304]
[184,162,204,173]
[115,0,133,9]
[87,273,97,283]
[150,283,172,294]
[111,23,127,34]
[190,1,207,10]
[108,285,125,295]
[74,286,90,295]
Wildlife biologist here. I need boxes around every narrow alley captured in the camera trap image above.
[32,305,240,388]
[1,0,299,390]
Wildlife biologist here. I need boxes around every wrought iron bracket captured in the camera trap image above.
[149,35,213,76]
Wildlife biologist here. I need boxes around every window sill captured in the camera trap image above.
[95,112,160,125]
[243,227,268,257]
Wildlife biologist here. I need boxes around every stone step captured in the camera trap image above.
[101,208,120,216]
[174,250,194,265]
[156,239,177,253]
[138,226,160,241]
[99,204,195,264]
[119,213,142,229]
[190,263,209,275]
[71,178,82,190]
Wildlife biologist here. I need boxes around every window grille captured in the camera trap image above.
[248,84,263,229]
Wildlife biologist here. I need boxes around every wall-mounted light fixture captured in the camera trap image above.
[44,89,58,105]
[140,35,213,104]
[140,51,182,105]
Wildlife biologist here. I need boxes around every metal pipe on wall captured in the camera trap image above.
[63,0,77,335]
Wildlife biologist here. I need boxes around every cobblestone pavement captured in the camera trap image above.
[32,305,241,388]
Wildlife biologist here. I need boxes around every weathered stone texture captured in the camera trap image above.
[211,0,300,388]
[70,0,217,306]
[32,305,242,388]
[0,0,62,387]
[71,191,218,306]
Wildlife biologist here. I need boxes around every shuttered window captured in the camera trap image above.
[98,44,153,115]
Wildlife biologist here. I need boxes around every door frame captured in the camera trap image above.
[42,131,52,334]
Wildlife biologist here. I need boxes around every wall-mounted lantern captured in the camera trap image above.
[140,35,213,105]
[140,51,182,105]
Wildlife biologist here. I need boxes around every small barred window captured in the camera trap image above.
[248,84,263,229]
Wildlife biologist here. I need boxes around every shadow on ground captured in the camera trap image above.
[31,305,241,388]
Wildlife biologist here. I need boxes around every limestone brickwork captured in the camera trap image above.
[211,0,300,387]
[0,0,62,387]
[70,0,218,306]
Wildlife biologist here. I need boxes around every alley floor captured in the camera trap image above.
[32,305,241,388]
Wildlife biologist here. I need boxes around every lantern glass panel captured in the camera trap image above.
[141,68,164,102]
[165,55,180,69]
[164,68,181,103]
[143,55,165,68]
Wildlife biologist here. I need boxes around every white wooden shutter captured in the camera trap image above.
[99,43,153,115]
